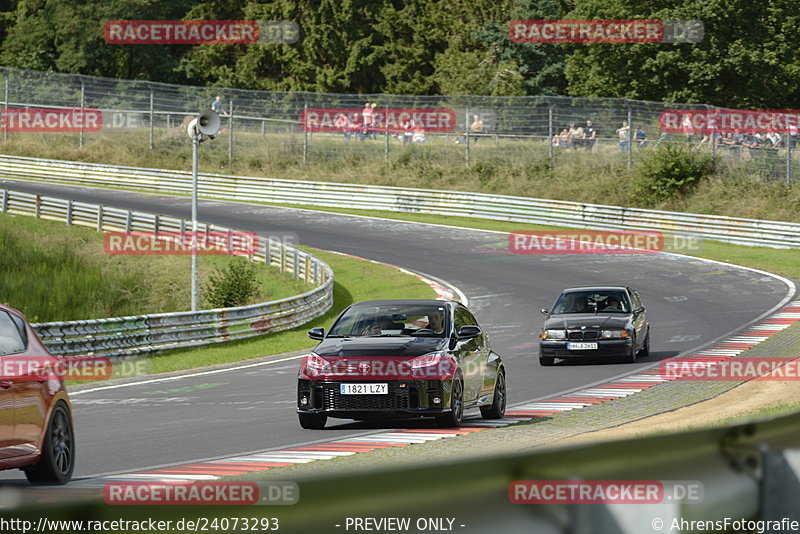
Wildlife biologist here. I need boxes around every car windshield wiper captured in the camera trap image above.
[366,333,408,337]
[326,335,351,338]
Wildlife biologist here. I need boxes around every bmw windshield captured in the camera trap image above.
[552,291,630,314]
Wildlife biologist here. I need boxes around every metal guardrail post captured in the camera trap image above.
[34,195,40,218]
[228,98,234,167]
[79,78,85,149]
[1,189,7,213]
[126,210,132,232]
[265,239,272,266]
[153,214,159,232]
[293,249,299,279]
[66,200,73,225]
[280,242,286,272]
[465,105,471,167]
[2,72,7,141]
[548,106,554,171]
[149,85,154,150]
[96,205,103,231]
[302,102,308,165]
[626,102,632,169]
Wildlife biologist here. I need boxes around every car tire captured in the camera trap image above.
[626,339,638,363]
[298,413,327,430]
[436,376,464,428]
[639,329,651,358]
[25,402,74,485]
[480,370,506,419]
[539,356,555,366]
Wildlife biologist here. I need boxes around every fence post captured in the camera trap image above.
[303,102,308,165]
[261,120,266,139]
[293,249,299,279]
[266,239,272,266]
[149,85,154,150]
[788,137,793,184]
[79,77,85,149]
[228,98,234,167]
[1,189,7,213]
[465,105,471,167]
[66,200,73,225]
[548,106,554,171]
[626,103,633,169]
[384,103,389,162]
[3,72,8,141]
[34,195,40,218]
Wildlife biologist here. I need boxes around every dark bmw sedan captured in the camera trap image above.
[539,286,650,366]
[297,299,506,429]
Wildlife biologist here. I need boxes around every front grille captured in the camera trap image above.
[567,330,599,340]
[321,384,410,411]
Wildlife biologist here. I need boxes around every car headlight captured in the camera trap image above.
[599,330,630,339]
[542,329,566,340]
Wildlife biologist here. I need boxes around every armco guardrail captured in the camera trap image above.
[0,188,334,358]
[0,154,798,249]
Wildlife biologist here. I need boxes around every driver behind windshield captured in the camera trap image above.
[426,311,445,334]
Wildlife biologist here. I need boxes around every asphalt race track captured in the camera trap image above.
[0,178,794,483]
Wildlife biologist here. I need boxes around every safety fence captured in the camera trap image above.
[0,188,334,358]
[0,66,796,181]
[1,154,798,249]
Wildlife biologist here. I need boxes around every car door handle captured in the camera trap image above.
[0,380,13,389]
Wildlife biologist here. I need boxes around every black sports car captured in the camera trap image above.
[538,286,650,366]
[296,299,506,429]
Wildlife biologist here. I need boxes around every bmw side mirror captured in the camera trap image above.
[457,325,481,340]
[634,306,644,314]
[540,308,549,315]
[308,327,325,340]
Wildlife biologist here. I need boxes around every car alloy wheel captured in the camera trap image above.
[436,377,464,427]
[25,403,74,485]
[480,371,506,419]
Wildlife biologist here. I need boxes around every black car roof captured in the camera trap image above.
[350,299,458,307]
[561,286,630,293]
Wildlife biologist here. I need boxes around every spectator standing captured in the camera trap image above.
[616,121,630,153]
[211,95,228,116]
[583,120,597,151]
[569,122,584,150]
[360,102,373,142]
[470,115,484,144]
[334,113,351,142]
[635,127,648,149]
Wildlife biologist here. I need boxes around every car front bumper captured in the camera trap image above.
[540,339,633,359]
[297,379,454,419]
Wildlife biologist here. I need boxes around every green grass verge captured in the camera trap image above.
[0,213,311,322]
[145,249,435,374]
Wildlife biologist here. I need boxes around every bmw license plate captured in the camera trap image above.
[567,342,598,350]
[340,383,388,395]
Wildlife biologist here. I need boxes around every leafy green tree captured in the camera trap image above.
[563,0,800,107]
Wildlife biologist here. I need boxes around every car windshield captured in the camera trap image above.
[551,291,630,314]
[328,304,448,337]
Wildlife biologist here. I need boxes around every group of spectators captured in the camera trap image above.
[551,120,600,150]
[334,103,426,143]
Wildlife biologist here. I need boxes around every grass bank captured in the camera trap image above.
[0,213,310,322]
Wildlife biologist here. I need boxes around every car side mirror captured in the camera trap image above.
[308,327,325,340]
[634,306,644,314]
[457,325,481,340]
[540,308,549,315]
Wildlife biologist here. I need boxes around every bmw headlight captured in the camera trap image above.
[599,330,630,339]
[542,329,567,340]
